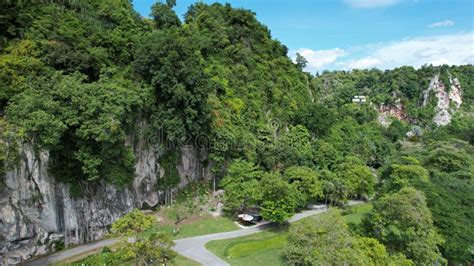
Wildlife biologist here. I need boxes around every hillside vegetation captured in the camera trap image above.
[0,0,473,264]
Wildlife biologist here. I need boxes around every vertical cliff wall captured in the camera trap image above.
[422,74,463,126]
[0,142,209,264]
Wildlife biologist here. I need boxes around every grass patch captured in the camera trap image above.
[171,254,201,266]
[227,233,287,258]
[207,203,373,266]
[206,229,287,266]
[148,180,239,239]
[343,203,373,224]
[147,214,239,240]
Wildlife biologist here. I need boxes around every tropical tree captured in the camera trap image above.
[220,159,263,214]
[283,210,412,265]
[362,187,445,265]
[259,172,301,223]
[283,166,323,205]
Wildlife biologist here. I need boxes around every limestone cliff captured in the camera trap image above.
[0,141,209,264]
[422,74,463,126]
[377,74,463,127]
[377,98,408,127]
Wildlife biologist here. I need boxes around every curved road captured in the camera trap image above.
[25,201,362,266]
[174,200,362,266]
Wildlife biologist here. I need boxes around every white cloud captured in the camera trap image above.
[344,0,401,8]
[429,20,455,28]
[292,32,474,73]
[291,48,346,72]
[340,32,474,70]
[344,57,382,69]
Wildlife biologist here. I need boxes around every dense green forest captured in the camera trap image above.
[0,0,473,264]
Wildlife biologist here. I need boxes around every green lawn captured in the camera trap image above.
[206,229,287,266]
[146,214,239,240]
[343,203,373,224]
[206,203,373,266]
[173,216,238,239]
[171,254,201,266]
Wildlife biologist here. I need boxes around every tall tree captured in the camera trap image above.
[134,28,212,141]
[283,210,412,265]
[259,172,301,223]
[362,187,445,265]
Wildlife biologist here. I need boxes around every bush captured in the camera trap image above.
[110,209,156,236]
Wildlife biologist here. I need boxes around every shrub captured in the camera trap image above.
[111,209,156,236]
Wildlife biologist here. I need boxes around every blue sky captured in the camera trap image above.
[132,0,474,73]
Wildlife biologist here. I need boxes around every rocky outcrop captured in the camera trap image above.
[422,74,463,126]
[0,140,210,264]
[377,98,407,127]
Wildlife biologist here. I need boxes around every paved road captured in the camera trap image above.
[173,200,363,266]
[24,238,120,266]
[24,201,363,266]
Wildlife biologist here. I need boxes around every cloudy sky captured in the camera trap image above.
[133,0,474,73]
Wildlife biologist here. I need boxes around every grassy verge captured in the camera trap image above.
[171,254,202,266]
[57,252,200,266]
[146,214,239,240]
[206,229,287,266]
[343,202,373,224]
[149,181,239,239]
[206,203,373,266]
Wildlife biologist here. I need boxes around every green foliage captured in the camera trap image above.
[7,73,143,186]
[295,53,307,70]
[1,0,149,189]
[259,173,301,223]
[380,163,430,193]
[117,232,176,265]
[312,65,474,123]
[325,118,393,167]
[0,118,21,178]
[313,140,340,170]
[282,210,355,265]
[158,151,181,190]
[1,3,472,264]
[0,40,47,111]
[220,159,263,214]
[111,209,156,236]
[151,2,181,29]
[78,232,176,265]
[422,173,474,263]
[385,119,408,142]
[294,104,338,138]
[283,210,409,265]
[401,140,474,263]
[134,28,212,141]
[362,187,445,265]
[445,114,474,144]
[274,125,313,168]
[425,142,474,175]
[333,156,376,198]
[283,166,323,205]
[340,103,378,124]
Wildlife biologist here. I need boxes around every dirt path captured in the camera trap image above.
[24,201,363,266]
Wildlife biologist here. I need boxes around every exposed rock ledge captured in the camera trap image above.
[377,98,407,127]
[422,74,463,126]
[0,142,210,265]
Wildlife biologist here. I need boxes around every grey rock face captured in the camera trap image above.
[422,74,463,126]
[0,141,209,264]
